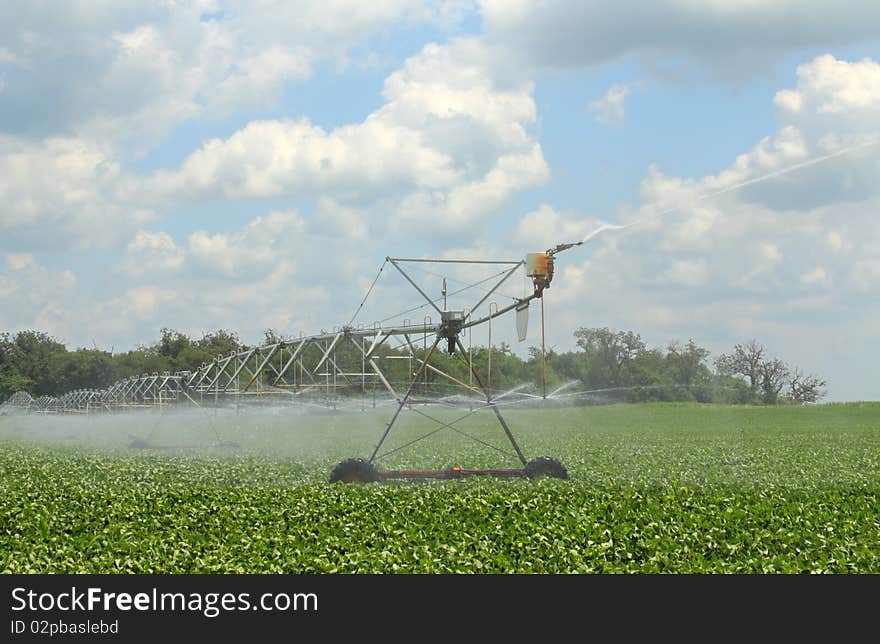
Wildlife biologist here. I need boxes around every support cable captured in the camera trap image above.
[348,259,387,327]
[376,405,517,461]
[378,270,513,324]
[405,264,521,304]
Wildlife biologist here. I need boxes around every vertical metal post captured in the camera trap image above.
[541,295,547,400]
[372,323,380,409]
[423,315,431,397]
[468,326,473,407]
[331,339,336,406]
[299,332,304,390]
[255,352,261,397]
[488,302,498,402]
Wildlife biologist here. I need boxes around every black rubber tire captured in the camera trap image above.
[524,456,569,479]
[330,458,380,483]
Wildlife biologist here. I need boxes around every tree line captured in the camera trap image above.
[0,328,241,399]
[0,327,826,404]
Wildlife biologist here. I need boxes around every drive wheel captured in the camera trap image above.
[330,458,380,483]
[524,456,568,479]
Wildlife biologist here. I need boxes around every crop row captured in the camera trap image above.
[2,448,878,573]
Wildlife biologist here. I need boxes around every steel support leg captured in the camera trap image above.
[456,337,527,466]
[368,335,442,463]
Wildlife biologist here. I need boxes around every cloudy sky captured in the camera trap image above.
[1,1,879,401]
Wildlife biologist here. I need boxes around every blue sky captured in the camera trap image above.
[1,1,879,401]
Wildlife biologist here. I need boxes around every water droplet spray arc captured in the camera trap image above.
[576,138,880,246]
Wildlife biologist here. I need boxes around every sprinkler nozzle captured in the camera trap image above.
[547,241,583,256]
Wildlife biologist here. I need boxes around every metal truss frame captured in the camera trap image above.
[2,253,550,470]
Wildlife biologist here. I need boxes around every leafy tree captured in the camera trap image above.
[759,357,789,405]
[174,346,216,373]
[197,329,241,356]
[524,347,567,395]
[6,331,67,396]
[48,349,115,394]
[0,363,32,400]
[111,348,173,378]
[666,340,711,387]
[574,327,647,388]
[158,328,192,362]
[715,340,765,397]
[630,346,665,387]
[536,346,583,387]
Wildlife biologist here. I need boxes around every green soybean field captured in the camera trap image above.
[1,402,878,573]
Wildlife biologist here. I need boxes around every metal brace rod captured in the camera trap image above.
[456,337,527,466]
[467,261,524,318]
[205,354,236,390]
[243,344,280,393]
[368,359,398,400]
[221,348,256,391]
[190,363,215,389]
[463,293,537,330]
[348,334,395,399]
[405,405,516,459]
[188,367,207,388]
[263,345,284,379]
[389,258,522,265]
[325,354,357,388]
[401,333,417,358]
[273,340,309,386]
[399,331,480,396]
[424,363,482,396]
[119,379,137,399]
[388,258,444,315]
[135,376,159,399]
[369,335,442,463]
[295,356,320,387]
[375,402,501,461]
[313,332,343,373]
[365,331,393,361]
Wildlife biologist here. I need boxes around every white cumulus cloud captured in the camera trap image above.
[588,84,630,127]
[0,136,155,251]
[119,230,186,276]
[140,38,549,234]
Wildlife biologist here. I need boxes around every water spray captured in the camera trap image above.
[577,137,880,244]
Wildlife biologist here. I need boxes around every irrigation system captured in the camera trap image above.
[5,140,878,480]
[1,243,587,482]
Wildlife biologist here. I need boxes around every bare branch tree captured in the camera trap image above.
[788,369,827,403]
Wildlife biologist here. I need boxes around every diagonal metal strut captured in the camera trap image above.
[368,335,442,463]
[456,337,527,466]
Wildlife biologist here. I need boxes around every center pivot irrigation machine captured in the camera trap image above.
[1,240,587,483]
[328,241,582,483]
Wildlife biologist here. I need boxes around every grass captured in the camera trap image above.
[1,402,878,573]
